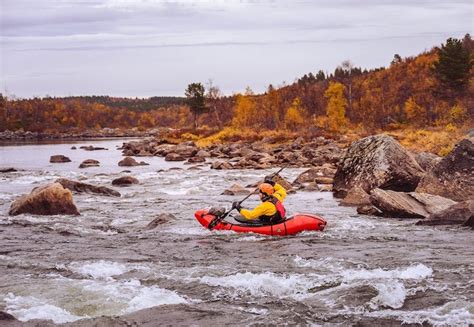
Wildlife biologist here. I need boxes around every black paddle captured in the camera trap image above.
[208,165,287,230]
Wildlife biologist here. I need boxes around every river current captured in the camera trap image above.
[0,139,472,326]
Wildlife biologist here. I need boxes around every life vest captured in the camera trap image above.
[260,196,286,224]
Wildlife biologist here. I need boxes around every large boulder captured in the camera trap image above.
[118,156,149,167]
[416,200,474,226]
[50,155,71,163]
[9,183,80,216]
[369,188,457,218]
[416,139,474,201]
[79,159,100,168]
[56,178,121,197]
[333,135,425,198]
[112,176,139,186]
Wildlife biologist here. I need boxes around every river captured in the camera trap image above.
[0,139,472,326]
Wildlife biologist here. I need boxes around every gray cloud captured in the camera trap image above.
[0,0,472,97]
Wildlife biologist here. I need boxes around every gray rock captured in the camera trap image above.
[414,152,441,172]
[112,176,139,186]
[50,155,71,163]
[0,168,17,173]
[9,183,80,216]
[369,188,457,218]
[416,138,474,201]
[357,204,382,216]
[56,178,121,197]
[165,153,185,161]
[333,134,425,198]
[341,186,371,206]
[416,200,474,226]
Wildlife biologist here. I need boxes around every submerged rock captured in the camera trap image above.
[369,188,456,218]
[222,184,251,196]
[145,213,177,230]
[9,183,80,216]
[56,178,121,197]
[50,155,71,163]
[79,159,100,168]
[112,176,139,186]
[416,200,474,226]
[333,134,425,198]
[80,145,108,151]
[416,138,474,201]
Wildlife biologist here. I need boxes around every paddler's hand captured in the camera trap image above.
[232,201,242,212]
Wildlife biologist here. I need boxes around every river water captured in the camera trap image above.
[0,139,472,326]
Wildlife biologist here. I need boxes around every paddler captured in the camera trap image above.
[232,176,286,224]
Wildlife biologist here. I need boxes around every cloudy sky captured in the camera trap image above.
[0,0,472,98]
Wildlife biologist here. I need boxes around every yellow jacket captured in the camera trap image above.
[240,183,287,220]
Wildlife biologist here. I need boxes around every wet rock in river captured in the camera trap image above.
[416,200,474,226]
[195,150,211,158]
[211,161,233,170]
[369,188,457,218]
[145,213,177,230]
[341,186,371,206]
[118,156,149,167]
[165,153,185,161]
[80,145,108,151]
[50,155,71,163]
[314,176,333,184]
[56,178,121,197]
[222,184,251,196]
[0,311,16,321]
[333,134,425,198]
[112,176,139,186]
[71,146,77,150]
[357,204,382,216]
[187,156,206,163]
[0,167,17,173]
[9,183,80,216]
[79,159,100,168]
[416,138,474,201]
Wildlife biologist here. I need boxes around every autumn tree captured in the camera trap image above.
[434,37,472,92]
[324,81,347,131]
[232,88,258,128]
[185,82,206,129]
[284,97,305,131]
[206,79,223,129]
[404,97,427,126]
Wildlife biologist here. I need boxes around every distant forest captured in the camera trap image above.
[1,34,472,137]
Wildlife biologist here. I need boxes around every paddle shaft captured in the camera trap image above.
[208,165,287,230]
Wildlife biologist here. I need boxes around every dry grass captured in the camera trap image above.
[385,124,470,156]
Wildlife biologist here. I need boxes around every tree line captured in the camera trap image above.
[1,35,472,134]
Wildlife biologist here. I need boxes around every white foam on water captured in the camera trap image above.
[341,263,433,281]
[68,260,149,279]
[235,306,268,315]
[4,293,83,323]
[196,271,323,300]
[235,235,267,242]
[370,281,407,309]
[293,256,349,271]
[79,278,187,314]
[366,300,474,326]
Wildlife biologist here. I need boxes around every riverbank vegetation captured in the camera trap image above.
[1,35,472,155]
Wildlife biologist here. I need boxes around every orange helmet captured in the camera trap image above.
[259,183,274,196]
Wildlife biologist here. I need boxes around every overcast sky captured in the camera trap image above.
[0,0,472,98]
